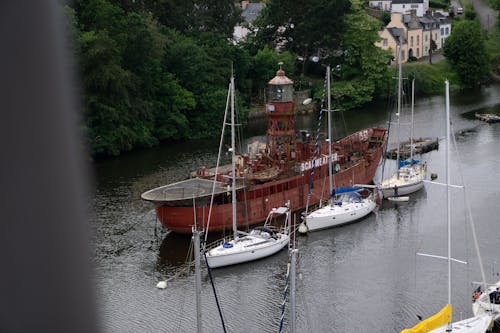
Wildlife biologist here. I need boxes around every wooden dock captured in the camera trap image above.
[386,138,439,160]
[475,113,500,123]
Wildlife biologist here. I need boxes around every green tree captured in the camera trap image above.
[249,46,295,100]
[255,0,351,72]
[443,20,490,87]
[144,0,241,37]
[429,39,437,64]
[332,1,392,109]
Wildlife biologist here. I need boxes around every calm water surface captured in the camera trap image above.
[92,84,500,332]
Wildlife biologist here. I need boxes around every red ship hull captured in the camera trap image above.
[153,128,387,234]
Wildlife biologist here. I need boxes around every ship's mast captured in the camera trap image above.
[230,74,237,239]
[327,65,333,199]
[396,35,403,178]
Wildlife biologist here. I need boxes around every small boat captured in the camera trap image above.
[298,66,376,234]
[205,204,291,268]
[299,187,376,233]
[204,74,290,269]
[380,47,426,199]
[401,304,493,333]
[472,280,500,322]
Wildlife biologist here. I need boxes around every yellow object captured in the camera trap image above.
[401,304,452,333]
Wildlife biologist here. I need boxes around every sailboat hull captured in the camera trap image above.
[303,199,376,232]
[205,234,290,268]
[381,179,424,198]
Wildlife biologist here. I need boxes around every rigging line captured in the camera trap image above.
[278,260,291,333]
[450,118,489,294]
[204,82,231,245]
[380,65,398,184]
[203,252,228,333]
[305,69,328,216]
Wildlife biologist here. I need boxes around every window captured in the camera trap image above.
[383,38,388,46]
[403,4,406,8]
[434,33,437,39]
[425,34,428,42]
[445,27,449,35]
[402,50,405,60]
[417,48,420,57]
[441,27,444,35]
[425,46,428,53]
[417,35,420,44]
[410,36,413,47]
[411,4,418,8]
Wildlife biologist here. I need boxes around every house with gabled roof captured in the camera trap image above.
[376,22,409,63]
[419,14,441,56]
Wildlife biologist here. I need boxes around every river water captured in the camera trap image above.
[92,83,500,332]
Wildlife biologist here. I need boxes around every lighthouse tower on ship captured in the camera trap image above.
[265,64,297,169]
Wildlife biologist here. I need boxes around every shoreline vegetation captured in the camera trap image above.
[69,1,500,158]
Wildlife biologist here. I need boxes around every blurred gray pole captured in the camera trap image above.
[290,249,298,333]
[193,229,203,333]
[0,2,98,333]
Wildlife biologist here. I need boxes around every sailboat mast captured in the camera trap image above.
[230,74,237,239]
[410,79,415,163]
[445,80,452,309]
[396,36,403,178]
[193,228,203,333]
[327,65,333,198]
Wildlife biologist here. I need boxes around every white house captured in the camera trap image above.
[369,0,392,11]
[435,12,451,46]
[391,0,427,17]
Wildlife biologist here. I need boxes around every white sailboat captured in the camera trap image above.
[400,81,493,333]
[298,66,376,234]
[380,39,426,199]
[205,74,290,269]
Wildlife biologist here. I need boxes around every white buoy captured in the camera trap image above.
[298,222,308,234]
[156,280,167,289]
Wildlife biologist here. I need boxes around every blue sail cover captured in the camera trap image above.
[332,187,362,196]
[399,158,419,168]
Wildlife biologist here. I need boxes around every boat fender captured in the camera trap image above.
[431,173,438,180]
[223,242,233,248]
[298,222,308,234]
[334,164,340,173]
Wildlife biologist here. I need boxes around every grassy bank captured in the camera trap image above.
[402,60,460,95]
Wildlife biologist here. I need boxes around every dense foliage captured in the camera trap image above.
[443,20,491,87]
[71,0,249,156]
